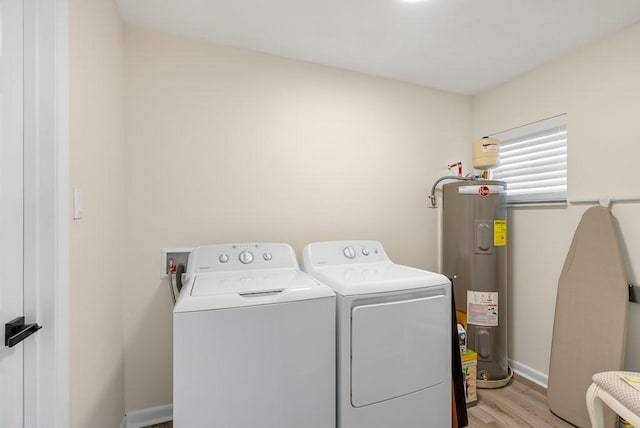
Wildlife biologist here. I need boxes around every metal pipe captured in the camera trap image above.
[428,175,475,208]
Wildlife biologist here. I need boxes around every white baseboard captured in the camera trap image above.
[124,403,173,428]
[510,359,549,389]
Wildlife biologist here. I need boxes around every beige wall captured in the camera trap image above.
[473,21,640,383]
[122,26,471,411]
[69,0,126,426]
[70,8,640,415]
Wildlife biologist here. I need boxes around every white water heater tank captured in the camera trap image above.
[473,137,500,169]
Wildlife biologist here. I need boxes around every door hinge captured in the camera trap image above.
[4,316,42,348]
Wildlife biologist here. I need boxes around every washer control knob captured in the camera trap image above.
[239,250,254,264]
[362,248,370,256]
[263,251,273,261]
[219,253,229,263]
[343,246,356,259]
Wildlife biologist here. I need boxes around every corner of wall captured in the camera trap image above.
[69,0,127,426]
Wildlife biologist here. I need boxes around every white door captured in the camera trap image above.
[0,0,26,426]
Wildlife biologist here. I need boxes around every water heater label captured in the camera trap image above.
[467,291,499,326]
[494,220,507,246]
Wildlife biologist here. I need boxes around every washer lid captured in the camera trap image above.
[306,262,450,296]
[174,269,334,312]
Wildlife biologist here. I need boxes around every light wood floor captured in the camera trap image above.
[146,378,575,428]
[467,378,575,427]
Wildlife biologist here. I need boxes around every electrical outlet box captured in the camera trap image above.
[161,248,193,278]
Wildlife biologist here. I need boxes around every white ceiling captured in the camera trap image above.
[116,0,640,95]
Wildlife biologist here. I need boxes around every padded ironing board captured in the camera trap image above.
[547,206,628,427]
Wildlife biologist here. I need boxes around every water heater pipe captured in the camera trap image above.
[428,175,475,208]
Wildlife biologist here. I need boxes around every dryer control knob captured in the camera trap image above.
[239,250,254,264]
[263,251,273,261]
[219,253,229,263]
[362,248,370,256]
[343,246,356,259]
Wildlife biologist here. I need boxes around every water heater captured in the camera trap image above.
[441,180,511,387]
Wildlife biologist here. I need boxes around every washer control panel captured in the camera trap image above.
[304,240,389,266]
[190,243,298,273]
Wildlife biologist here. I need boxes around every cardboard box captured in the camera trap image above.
[461,350,478,406]
[456,309,467,329]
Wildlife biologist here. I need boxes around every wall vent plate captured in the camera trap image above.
[161,248,193,278]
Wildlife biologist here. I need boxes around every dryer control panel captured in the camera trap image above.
[303,240,390,267]
[187,243,298,274]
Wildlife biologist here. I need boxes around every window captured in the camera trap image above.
[490,114,567,205]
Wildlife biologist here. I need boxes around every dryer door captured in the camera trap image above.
[351,292,449,407]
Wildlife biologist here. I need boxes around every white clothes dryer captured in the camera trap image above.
[302,240,452,428]
[173,243,335,428]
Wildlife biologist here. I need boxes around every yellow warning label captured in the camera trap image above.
[494,220,507,246]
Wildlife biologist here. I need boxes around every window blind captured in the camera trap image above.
[490,115,567,205]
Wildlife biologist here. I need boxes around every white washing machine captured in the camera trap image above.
[302,240,452,428]
[173,243,336,428]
